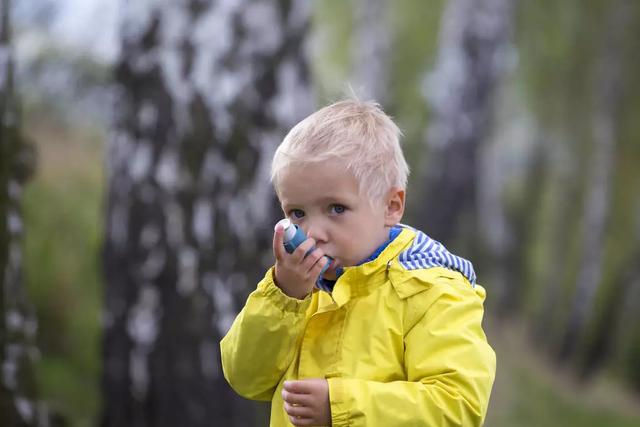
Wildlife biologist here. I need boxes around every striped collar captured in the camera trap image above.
[316,224,476,293]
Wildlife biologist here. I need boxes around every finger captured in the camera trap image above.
[289,415,315,426]
[307,255,328,278]
[283,380,312,394]
[283,402,314,418]
[301,248,325,273]
[293,238,316,263]
[282,390,314,406]
[273,222,286,260]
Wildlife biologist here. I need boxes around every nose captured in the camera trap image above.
[305,220,328,244]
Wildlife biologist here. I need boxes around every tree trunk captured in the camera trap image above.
[531,144,575,339]
[416,0,514,245]
[351,0,391,104]
[558,0,628,363]
[0,0,49,425]
[102,1,313,426]
[477,91,536,318]
[580,248,640,377]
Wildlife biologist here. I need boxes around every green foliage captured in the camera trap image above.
[22,118,104,427]
[487,323,640,427]
[516,0,599,134]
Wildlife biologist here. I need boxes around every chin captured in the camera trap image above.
[322,271,338,281]
[321,262,339,280]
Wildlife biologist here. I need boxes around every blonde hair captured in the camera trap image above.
[271,99,409,204]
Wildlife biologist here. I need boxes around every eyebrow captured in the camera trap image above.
[281,195,354,209]
[280,203,300,211]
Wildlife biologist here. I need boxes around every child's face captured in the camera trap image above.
[277,161,401,279]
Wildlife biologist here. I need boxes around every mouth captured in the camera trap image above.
[321,258,341,279]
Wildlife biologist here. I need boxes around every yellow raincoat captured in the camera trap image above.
[221,227,496,426]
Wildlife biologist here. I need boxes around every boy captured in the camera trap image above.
[220,99,496,426]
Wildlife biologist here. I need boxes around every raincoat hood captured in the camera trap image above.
[395,224,476,285]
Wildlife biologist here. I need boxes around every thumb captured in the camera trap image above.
[273,221,286,260]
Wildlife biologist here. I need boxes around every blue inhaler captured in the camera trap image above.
[278,219,333,277]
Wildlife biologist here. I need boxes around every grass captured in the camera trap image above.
[485,319,640,427]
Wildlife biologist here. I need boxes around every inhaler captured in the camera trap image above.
[277,218,333,277]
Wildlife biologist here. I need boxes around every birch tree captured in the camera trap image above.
[350,0,391,104]
[102,1,313,426]
[0,0,48,424]
[417,0,514,246]
[559,0,629,363]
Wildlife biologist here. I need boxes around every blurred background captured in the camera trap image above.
[1,0,639,426]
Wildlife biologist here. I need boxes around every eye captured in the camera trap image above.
[289,209,305,219]
[330,204,346,215]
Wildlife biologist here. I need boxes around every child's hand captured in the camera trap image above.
[282,379,331,426]
[273,223,328,299]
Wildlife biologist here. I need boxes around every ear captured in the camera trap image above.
[383,187,405,227]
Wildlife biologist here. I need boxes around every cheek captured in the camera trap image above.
[345,229,370,256]
[332,232,356,256]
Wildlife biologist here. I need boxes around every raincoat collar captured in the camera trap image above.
[326,226,416,307]
[317,224,477,308]
[316,226,402,293]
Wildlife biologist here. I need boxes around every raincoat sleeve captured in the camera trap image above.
[328,281,496,426]
[220,267,311,401]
